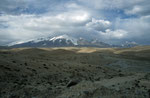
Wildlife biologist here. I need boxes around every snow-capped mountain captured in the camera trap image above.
[9,35,112,48]
[49,35,78,45]
[121,41,138,48]
[10,35,78,48]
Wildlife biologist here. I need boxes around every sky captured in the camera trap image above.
[0,0,150,45]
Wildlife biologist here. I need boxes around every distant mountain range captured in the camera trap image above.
[0,46,10,49]
[8,35,138,48]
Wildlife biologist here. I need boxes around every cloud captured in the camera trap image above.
[101,29,128,39]
[86,18,111,31]
[0,10,91,44]
[0,0,27,14]
[66,3,81,9]
[0,0,150,45]
[113,15,150,44]
[79,0,150,17]
[0,0,72,15]
[125,4,150,16]
[78,0,143,9]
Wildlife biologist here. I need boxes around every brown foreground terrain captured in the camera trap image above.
[0,46,150,98]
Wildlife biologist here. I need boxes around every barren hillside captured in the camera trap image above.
[0,46,150,98]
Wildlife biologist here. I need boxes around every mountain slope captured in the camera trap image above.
[10,35,77,48]
[10,35,112,48]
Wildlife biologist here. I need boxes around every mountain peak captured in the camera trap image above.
[8,35,115,48]
[50,35,78,45]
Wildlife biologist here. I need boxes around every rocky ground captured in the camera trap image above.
[0,46,150,98]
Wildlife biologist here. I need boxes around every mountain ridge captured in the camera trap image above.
[9,35,112,48]
[8,35,138,48]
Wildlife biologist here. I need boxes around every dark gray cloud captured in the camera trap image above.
[0,0,27,14]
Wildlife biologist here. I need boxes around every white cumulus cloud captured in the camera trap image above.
[86,18,111,31]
